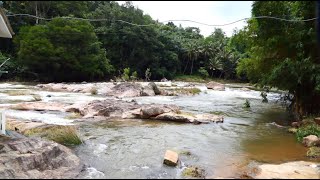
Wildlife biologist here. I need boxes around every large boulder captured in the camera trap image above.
[140,105,180,118]
[106,82,143,98]
[0,138,82,179]
[65,99,141,119]
[251,161,320,179]
[206,81,225,91]
[303,135,320,147]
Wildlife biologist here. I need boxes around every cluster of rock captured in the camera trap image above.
[65,99,224,124]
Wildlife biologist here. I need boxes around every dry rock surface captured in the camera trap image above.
[250,161,320,179]
[0,137,82,179]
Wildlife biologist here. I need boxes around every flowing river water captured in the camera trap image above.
[0,82,314,178]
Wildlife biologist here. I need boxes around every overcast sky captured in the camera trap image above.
[117,1,253,37]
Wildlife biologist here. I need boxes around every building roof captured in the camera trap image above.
[0,8,14,38]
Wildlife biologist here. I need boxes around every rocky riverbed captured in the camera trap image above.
[0,81,319,179]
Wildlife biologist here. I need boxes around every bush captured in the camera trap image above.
[198,67,209,78]
[130,71,138,81]
[296,123,320,142]
[122,67,130,81]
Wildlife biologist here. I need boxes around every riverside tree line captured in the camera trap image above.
[0,1,319,118]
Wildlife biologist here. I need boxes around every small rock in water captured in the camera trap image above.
[163,150,179,166]
[46,95,52,97]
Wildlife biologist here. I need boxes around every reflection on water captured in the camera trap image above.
[0,82,312,178]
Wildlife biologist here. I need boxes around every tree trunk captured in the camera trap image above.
[183,59,189,74]
[35,1,39,24]
[190,58,194,75]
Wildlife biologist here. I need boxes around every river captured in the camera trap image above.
[0,82,312,178]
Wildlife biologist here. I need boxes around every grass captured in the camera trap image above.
[296,123,320,142]
[172,87,201,95]
[174,75,208,83]
[24,125,82,146]
[65,112,82,119]
[3,90,32,96]
[307,147,320,158]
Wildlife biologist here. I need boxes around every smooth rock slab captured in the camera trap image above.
[253,161,320,179]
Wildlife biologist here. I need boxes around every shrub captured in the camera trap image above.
[198,67,209,78]
[296,123,320,142]
[130,71,138,81]
[122,67,130,81]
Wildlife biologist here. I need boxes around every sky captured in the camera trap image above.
[117,1,253,37]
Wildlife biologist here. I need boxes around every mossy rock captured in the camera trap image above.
[307,147,320,158]
[288,128,298,134]
[182,166,206,178]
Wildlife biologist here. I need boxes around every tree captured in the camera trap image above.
[15,18,113,82]
[237,1,320,118]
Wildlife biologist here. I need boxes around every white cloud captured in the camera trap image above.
[117,1,253,37]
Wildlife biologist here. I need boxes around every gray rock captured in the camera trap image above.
[303,135,320,147]
[0,138,81,179]
[206,81,225,91]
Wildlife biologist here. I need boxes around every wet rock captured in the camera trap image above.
[65,99,224,124]
[154,112,223,124]
[163,150,179,166]
[291,121,302,128]
[148,82,161,95]
[10,102,67,111]
[307,147,320,158]
[206,81,225,91]
[140,105,179,118]
[141,86,155,96]
[6,118,46,133]
[0,138,81,179]
[251,161,320,179]
[303,135,319,147]
[182,166,206,178]
[65,100,141,119]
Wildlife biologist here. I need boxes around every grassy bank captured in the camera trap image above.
[173,74,245,84]
[24,125,82,146]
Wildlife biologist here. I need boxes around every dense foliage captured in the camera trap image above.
[0,1,242,81]
[236,1,319,117]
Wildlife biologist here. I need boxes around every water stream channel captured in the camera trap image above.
[0,82,314,178]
